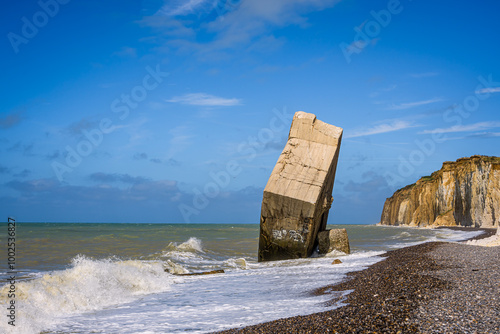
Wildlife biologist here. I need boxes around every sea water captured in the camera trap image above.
[0,223,482,334]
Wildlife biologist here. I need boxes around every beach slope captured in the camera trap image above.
[218,230,499,333]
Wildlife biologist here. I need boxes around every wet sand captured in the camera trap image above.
[217,228,499,333]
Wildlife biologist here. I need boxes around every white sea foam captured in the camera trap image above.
[323,249,348,257]
[466,227,500,247]
[163,259,189,274]
[160,237,210,269]
[1,227,484,334]
[384,226,484,249]
[163,237,204,253]
[176,237,205,253]
[0,236,258,333]
[48,250,386,334]
[0,256,176,334]
[223,257,249,270]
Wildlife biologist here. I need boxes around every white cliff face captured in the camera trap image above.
[380,156,500,228]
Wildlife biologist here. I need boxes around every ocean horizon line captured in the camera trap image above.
[5,221,379,225]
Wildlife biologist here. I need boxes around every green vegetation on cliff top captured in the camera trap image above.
[391,155,499,196]
[457,155,500,163]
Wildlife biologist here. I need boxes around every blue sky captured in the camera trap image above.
[1,0,499,223]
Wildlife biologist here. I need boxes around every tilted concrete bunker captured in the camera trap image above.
[258,111,343,261]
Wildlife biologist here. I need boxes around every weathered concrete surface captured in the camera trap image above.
[258,111,343,262]
[317,229,350,254]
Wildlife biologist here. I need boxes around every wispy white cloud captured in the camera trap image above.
[112,46,137,58]
[369,84,397,98]
[346,120,416,138]
[205,0,342,52]
[139,0,342,56]
[386,97,444,110]
[137,15,195,37]
[382,84,397,92]
[419,121,500,134]
[166,93,242,106]
[165,125,194,159]
[475,87,500,94]
[409,72,439,78]
[469,132,500,138]
[158,0,213,17]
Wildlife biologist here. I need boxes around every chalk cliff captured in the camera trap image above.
[380,155,500,228]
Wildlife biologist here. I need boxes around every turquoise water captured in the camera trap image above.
[0,223,481,333]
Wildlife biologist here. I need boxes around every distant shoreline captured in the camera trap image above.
[434,226,497,240]
[217,227,499,333]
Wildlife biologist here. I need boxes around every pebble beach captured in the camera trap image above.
[218,228,499,334]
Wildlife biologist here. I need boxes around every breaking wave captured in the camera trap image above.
[0,236,251,333]
[1,255,174,333]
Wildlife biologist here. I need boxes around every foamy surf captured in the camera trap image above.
[0,236,255,333]
[375,226,484,249]
[43,251,386,334]
[0,256,178,333]
[167,237,205,253]
[160,237,250,273]
[0,224,484,333]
